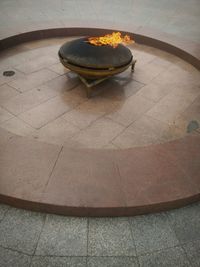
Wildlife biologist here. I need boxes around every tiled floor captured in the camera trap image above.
[0,202,199,266]
[0,38,199,148]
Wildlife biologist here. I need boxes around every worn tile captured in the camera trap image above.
[31,117,80,145]
[0,246,31,267]
[87,256,139,267]
[18,94,75,129]
[129,213,179,255]
[138,246,190,267]
[0,83,19,104]
[183,239,200,267]
[8,69,58,92]
[0,208,45,255]
[88,218,136,256]
[167,203,200,243]
[69,117,124,148]
[0,106,14,123]
[31,256,86,267]
[106,95,154,126]
[0,117,35,136]
[35,215,87,256]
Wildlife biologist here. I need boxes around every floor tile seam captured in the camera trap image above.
[0,104,17,118]
[135,243,185,258]
[178,93,200,120]
[43,146,63,189]
[32,214,47,257]
[0,81,20,94]
[0,244,32,257]
[8,67,60,93]
[4,87,71,117]
[86,218,89,261]
[127,217,140,263]
[18,107,76,130]
[107,98,158,144]
[12,64,59,76]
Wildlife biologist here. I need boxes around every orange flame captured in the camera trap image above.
[88,32,134,48]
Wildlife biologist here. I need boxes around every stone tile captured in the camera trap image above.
[136,82,170,102]
[129,213,179,255]
[116,141,198,207]
[18,94,76,129]
[0,208,45,255]
[87,256,139,267]
[112,115,184,148]
[0,69,25,86]
[1,86,59,115]
[0,246,31,267]
[132,63,165,84]
[0,204,9,221]
[31,256,86,267]
[43,148,125,209]
[69,117,124,149]
[106,94,155,126]
[61,97,118,130]
[100,77,145,100]
[15,55,58,74]
[181,95,200,123]
[0,117,35,136]
[39,72,79,96]
[8,69,58,92]
[147,92,198,124]
[35,215,87,256]
[167,203,200,243]
[88,218,136,256]
[47,62,69,75]
[138,246,190,267]
[0,83,19,104]
[0,136,61,201]
[31,117,80,145]
[183,239,200,267]
[0,106,14,123]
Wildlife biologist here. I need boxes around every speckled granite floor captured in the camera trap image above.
[0,202,200,267]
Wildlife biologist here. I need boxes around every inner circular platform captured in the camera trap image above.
[0,37,199,149]
[0,28,200,217]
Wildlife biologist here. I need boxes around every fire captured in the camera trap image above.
[88,32,134,48]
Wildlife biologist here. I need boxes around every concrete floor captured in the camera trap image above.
[0,1,200,266]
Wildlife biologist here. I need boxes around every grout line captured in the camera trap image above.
[44,146,63,189]
[0,244,32,257]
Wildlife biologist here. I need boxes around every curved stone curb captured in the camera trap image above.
[0,27,199,216]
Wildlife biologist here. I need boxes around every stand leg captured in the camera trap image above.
[131,60,137,72]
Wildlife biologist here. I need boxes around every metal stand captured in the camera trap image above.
[78,59,137,98]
